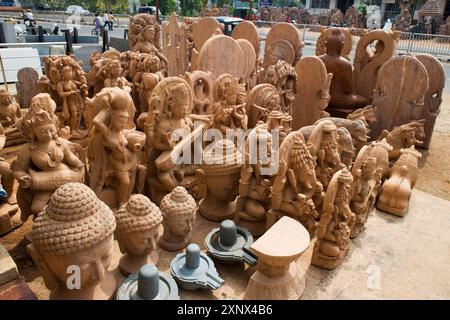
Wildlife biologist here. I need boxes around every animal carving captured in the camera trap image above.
[378,120,425,159]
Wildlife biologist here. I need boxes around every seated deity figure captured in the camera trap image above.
[87,87,146,209]
[12,94,85,222]
[319,29,369,115]
[0,89,21,127]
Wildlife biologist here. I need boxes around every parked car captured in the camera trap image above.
[66,5,89,15]
[34,3,52,10]
[138,6,161,16]
[214,16,243,36]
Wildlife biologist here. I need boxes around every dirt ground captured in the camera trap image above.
[1,92,449,300]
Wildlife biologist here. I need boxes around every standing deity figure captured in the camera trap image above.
[263,60,297,114]
[87,87,146,209]
[349,146,378,238]
[138,53,165,115]
[212,75,248,134]
[270,131,324,237]
[57,65,84,131]
[12,94,85,222]
[307,120,343,190]
[312,168,355,270]
[129,13,169,65]
[318,29,369,115]
[27,183,116,300]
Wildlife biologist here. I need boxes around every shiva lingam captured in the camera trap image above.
[116,264,179,300]
[205,220,257,266]
[170,243,224,290]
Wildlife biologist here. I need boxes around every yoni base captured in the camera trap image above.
[244,262,306,300]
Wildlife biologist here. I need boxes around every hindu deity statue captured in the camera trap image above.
[318,29,369,115]
[312,168,355,270]
[87,87,146,209]
[159,186,197,251]
[27,183,116,300]
[378,120,425,159]
[270,131,324,237]
[197,139,243,221]
[103,59,132,93]
[212,75,248,134]
[349,146,378,238]
[0,89,21,127]
[116,194,163,276]
[11,94,85,222]
[246,84,281,128]
[138,53,165,115]
[263,60,297,114]
[307,120,342,190]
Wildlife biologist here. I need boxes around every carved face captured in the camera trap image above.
[62,68,73,81]
[268,95,280,110]
[0,94,11,105]
[165,215,195,238]
[33,123,57,143]
[143,27,155,41]
[225,90,237,105]
[110,63,122,77]
[206,172,240,202]
[171,102,189,119]
[119,228,159,256]
[42,235,113,288]
[110,110,129,131]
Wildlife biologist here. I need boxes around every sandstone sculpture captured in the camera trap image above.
[162,13,187,77]
[264,22,303,67]
[0,89,24,147]
[377,146,421,216]
[246,84,281,128]
[312,168,354,269]
[378,120,425,159]
[415,54,445,149]
[16,67,40,109]
[270,131,324,237]
[116,194,163,276]
[159,186,197,251]
[316,28,352,60]
[231,20,260,57]
[185,71,214,115]
[129,13,165,61]
[87,87,145,208]
[12,94,85,222]
[319,29,369,116]
[349,145,378,238]
[236,39,257,90]
[263,60,297,114]
[371,55,429,139]
[27,183,116,300]
[197,139,242,222]
[353,30,400,100]
[244,216,310,300]
[292,56,332,130]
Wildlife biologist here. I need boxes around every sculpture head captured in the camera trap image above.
[362,156,377,181]
[110,109,129,131]
[144,53,160,73]
[116,194,162,256]
[167,83,190,119]
[288,135,317,190]
[142,25,155,41]
[225,80,238,105]
[266,110,283,130]
[325,29,345,56]
[200,139,243,202]
[0,90,11,105]
[236,84,247,105]
[160,186,196,238]
[28,183,116,291]
[61,65,73,81]
[109,60,123,77]
[336,167,353,203]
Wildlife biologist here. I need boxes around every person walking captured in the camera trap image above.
[108,11,115,31]
[103,11,110,31]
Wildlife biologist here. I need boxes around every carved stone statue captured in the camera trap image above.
[212,74,248,133]
[378,120,425,159]
[185,71,214,116]
[377,146,421,216]
[138,52,166,115]
[263,60,297,114]
[270,131,324,237]
[245,84,281,128]
[116,194,163,276]
[316,28,352,60]
[349,145,378,238]
[312,168,355,270]
[0,89,24,146]
[159,186,197,251]
[292,56,332,130]
[103,59,132,93]
[353,30,400,100]
[12,94,85,221]
[27,183,116,300]
[394,8,412,32]
[307,120,342,190]
[197,139,242,222]
[319,29,369,116]
[86,87,146,209]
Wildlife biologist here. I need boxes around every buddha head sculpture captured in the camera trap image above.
[197,139,243,221]
[116,194,163,275]
[159,186,197,251]
[27,183,116,300]
[325,28,345,56]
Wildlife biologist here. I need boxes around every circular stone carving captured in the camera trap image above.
[264,39,295,66]
[196,35,244,80]
[265,22,303,65]
[231,21,260,56]
[192,17,223,51]
[236,39,256,79]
